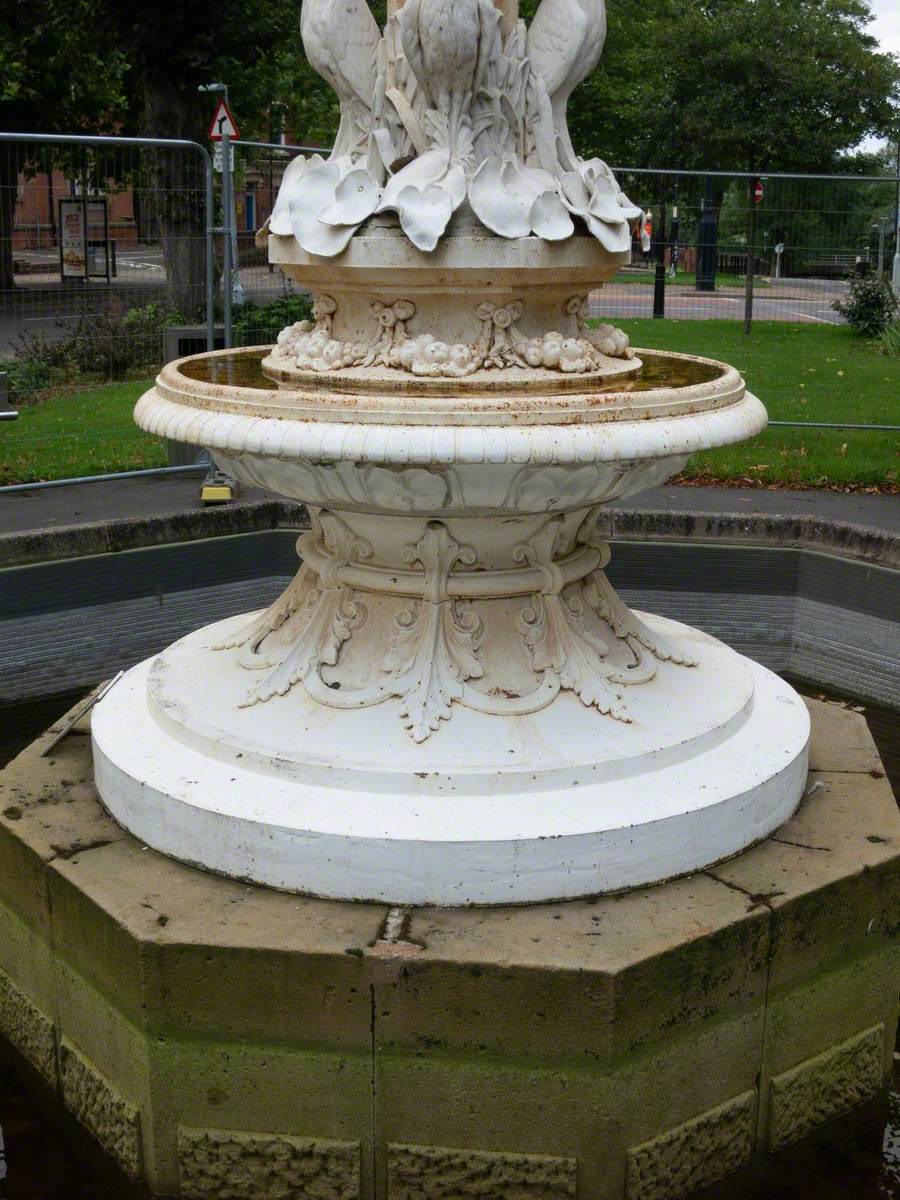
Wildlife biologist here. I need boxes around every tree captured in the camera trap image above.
[566,0,900,172]
[0,0,126,289]
[100,0,301,316]
[1,0,300,314]
[564,0,900,287]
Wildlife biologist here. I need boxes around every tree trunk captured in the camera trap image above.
[142,86,208,320]
[0,149,20,293]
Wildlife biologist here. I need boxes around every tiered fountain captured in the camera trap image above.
[93,0,809,904]
[4,4,897,1197]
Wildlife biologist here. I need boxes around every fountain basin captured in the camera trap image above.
[86,342,810,904]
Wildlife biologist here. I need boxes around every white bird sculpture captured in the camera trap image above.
[526,0,606,171]
[398,0,493,161]
[301,0,383,160]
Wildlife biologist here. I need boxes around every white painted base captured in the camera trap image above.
[92,612,809,905]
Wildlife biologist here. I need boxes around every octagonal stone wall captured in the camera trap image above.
[0,698,897,1199]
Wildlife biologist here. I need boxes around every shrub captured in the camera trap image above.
[63,302,184,378]
[832,274,899,336]
[8,302,184,400]
[233,293,314,346]
[878,321,900,357]
[2,355,65,402]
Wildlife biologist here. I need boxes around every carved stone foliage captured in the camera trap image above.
[219,510,694,744]
[270,294,633,378]
[384,524,484,742]
[768,1025,885,1151]
[388,1142,577,1199]
[263,0,641,255]
[178,1127,360,1200]
[626,1090,756,1200]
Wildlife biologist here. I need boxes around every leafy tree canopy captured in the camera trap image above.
[2,0,897,169]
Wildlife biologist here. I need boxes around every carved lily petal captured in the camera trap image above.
[586,214,632,254]
[269,153,319,236]
[318,168,381,226]
[393,184,453,252]
[587,176,624,224]
[377,150,463,252]
[254,216,271,250]
[529,191,574,241]
[469,158,531,238]
[559,169,592,215]
[379,148,459,210]
[289,160,362,257]
[618,192,643,222]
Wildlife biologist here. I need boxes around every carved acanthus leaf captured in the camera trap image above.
[384,599,484,742]
[520,588,630,721]
[584,571,697,668]
[213,561,312,657]
[239,587,364,707]
[381,521,484,742]
[237,511,372,707]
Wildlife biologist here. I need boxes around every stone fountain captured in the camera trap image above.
[92,0,810,904]
[2,4,898,1195]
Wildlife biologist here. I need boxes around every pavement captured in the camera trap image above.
[0,472,896,542]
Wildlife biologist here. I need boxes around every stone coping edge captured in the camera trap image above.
[0,497,896,570]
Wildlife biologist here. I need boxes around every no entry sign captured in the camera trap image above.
[753,180,764,205]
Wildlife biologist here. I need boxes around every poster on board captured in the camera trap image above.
[59,198,87,278]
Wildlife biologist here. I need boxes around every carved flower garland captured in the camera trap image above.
[270,294,633,379]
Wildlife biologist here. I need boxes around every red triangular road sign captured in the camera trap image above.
[209,101,240,141]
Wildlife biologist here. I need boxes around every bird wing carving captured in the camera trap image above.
[398,0,483,158]
[526,0,589,101]
[301,0,381,106]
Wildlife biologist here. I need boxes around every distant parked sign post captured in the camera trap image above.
[205,90,245,313]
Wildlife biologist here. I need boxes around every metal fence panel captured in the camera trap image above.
[1,132,898,489]
[0,133,214,484]
[593,168,900,325]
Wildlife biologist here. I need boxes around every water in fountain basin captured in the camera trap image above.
[177,348,725,393]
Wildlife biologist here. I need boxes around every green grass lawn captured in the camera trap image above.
[0,379,162,486]
[613,270,769,289]
[620,320,898,489]
[1,322,896,489]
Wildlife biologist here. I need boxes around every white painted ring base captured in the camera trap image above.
[92,612,810,906]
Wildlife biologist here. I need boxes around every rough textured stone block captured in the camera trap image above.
[388,1142,576,1199]
[178,1127,360,1199]
[0,964,56,1085]
[60,1037,142,1178]
[626,1090,755,1200]
[768,1024,885,1150]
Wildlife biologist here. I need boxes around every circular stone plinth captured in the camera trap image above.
[92,612,809,906]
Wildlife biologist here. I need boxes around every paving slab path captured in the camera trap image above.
[0,473,897,541]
